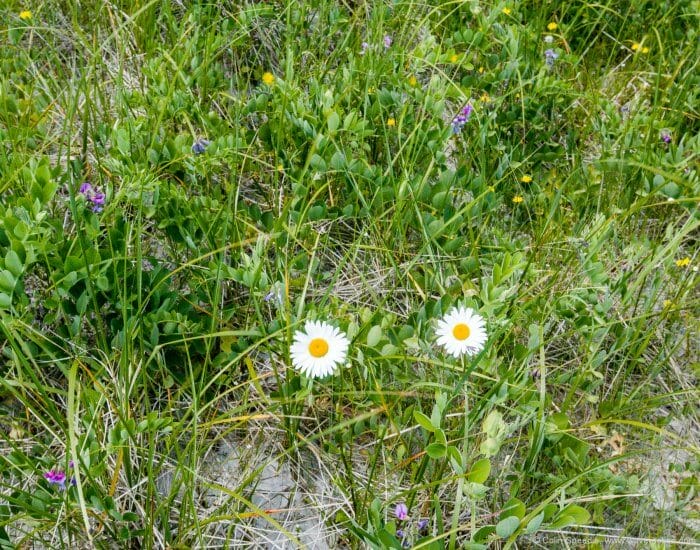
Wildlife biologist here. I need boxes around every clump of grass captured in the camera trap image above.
[0,1,698,548]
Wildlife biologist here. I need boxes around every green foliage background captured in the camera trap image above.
[0,0,698,548]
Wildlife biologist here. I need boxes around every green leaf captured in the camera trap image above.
[414,411,435,433]
[330,150,346,170]
[96,275,110,291]
[472,525,495,543]
[482,410,505,438]
[308,205,325,221]
[0,293,11,308]
[495,516,520,538]
[0,270,16,293]
[327,111,340,133]
[4,250,23,277]
[76,292,89,315]
[366,325,382,347]
[524,512,544,534]
[479,437,500,457]
[35,163,51,187]
[309,154,326,172]
[377,530,403,549]
[467,458,491,483]
[500,498,526,521]
[551,505,590,528]
[425,442,447,459]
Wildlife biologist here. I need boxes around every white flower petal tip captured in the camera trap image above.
[434,306,487,358]
[290,321,350,378]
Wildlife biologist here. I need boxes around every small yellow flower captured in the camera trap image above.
[502,7,512,15]
[675,257,691,268]
[663,300,673,308]
[368,86,375,93]
[387,118,396,127]
[478,66,484,74]
[450,54,459,63]
[520,175,532,183]
[512,195,524,204]
[641,46,650,54]
[547,22,558,31]
[631,43,640,51]
[408,75,418,87]
[480,92,490,102]
[262,72,275,85]
[19,10,32,20]
[276,164,284,172]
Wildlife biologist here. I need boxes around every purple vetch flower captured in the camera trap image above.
[383,35,392,49]
[396,529,404,539]
[660,129,671,143]
[451,103,474,134]
[44,470,67,489]
[417,518,429,534]
[544,48,559,68]
[192,137,210,155]
[395,502,409,521]
[360,41,369,55]
[78,182,107,212]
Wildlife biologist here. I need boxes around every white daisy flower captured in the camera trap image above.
[290,320,350,378]
[435,306,487,358]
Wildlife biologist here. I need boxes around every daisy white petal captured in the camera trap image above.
[290,321,350,378]
[435,307,487,358]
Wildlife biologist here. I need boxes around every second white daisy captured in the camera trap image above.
[435,306,487,358]
[290,320,350,378]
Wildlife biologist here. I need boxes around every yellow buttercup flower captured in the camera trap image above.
[631,43,640,51]
[387,118,396,127]
[262,72,275,85]
[641,46,650,54]
[512,195,524,204]
[450,54,459,63]
[408,75,418,87]
[547,22,558,31]
[480,92,490,102]
[19,10,32,20]
[478,66,484,74]
[520,175,532,183]
[675,257,691,268]
[502,7,512,15]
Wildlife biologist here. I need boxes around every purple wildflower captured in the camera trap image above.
[44,470,67,489]
[544,48,559,68]
[660,130,671,143]
[395,502,409,521]
[192,137,210,155]
[383,35,392,49]
[360,41,369,55]
[417,518,429,533]
[78,182,106,212]
[451,103,474,134]
[396,529,404,539]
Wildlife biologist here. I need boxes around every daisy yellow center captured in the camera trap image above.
[452,323,470,341]
[308,338,329,358]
